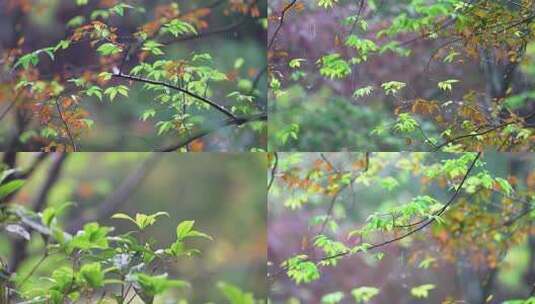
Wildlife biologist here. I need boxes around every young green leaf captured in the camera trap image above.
[96,43,122,56]
[410,284,435,299]
[351,287,379,303]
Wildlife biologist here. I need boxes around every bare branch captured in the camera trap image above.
[54,97,77,152]
[157,113,267,152]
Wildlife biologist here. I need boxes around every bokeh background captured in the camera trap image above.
[0,152,267,302]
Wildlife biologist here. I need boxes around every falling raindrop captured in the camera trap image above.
[308,23,317,39]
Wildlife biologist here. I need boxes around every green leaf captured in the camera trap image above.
[317,0,339,8]
[79,262,105,289]
[353,86,374,98]
[85,86,103,101]
[54,40,71,52]
[495,177,513,196]
[96,43,122,56]
[42,202,74,226]
[104,86,128,102]
[113,212,168,230]
[111,212,136,224]
[351,287,380,303]
[443,51,460,63]
[176,220,195,239]
[321,291,344,304]
[317,54,351,79]
[14,52,39,70]
[141,109,156,121]
[67,16,86,28]
[110,3,134,16]
[69,222,110,251]
[176,220,212,240]
[234,58,245,69]
[410,284,435,299]
[142,40,165,56]
[217,281,256,304]
[134,273,189,298]
[282,255,320,284]
[381,81,406,96]
[418,257,436,269]
[0,180,24,200]
[437,79,459,92]
[162,19,198,37]
[289,58,306,69]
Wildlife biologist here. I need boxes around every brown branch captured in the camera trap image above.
[157,113,267,152]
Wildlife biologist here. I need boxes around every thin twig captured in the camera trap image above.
[267,152,279,192]
[318,152,481,263]
[268,0,297,50]
[433,111,535,151]
[18,251,48,287]
[54,97,77,152]
[0,100,17,122]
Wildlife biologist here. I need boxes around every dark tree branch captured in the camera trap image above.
[112,72,238,120]
[267,0,297,50]
[157,113,267,152]
[433,111,535,151]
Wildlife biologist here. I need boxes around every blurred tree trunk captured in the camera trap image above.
[456,255,484,303]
